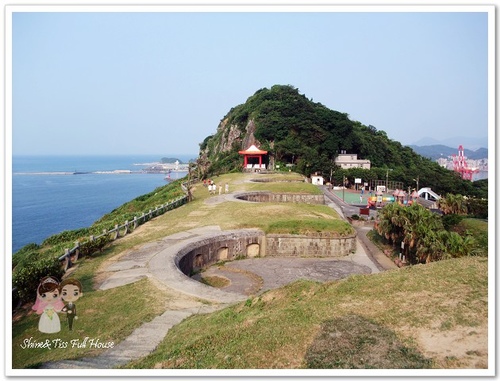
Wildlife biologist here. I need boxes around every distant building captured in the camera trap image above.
[335,152,371,169]
[311,175,324,185]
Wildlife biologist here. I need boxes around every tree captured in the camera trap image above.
[375,202,477,264]
[438,193,468,215]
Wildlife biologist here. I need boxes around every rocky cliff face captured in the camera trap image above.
[241,119,259,150]
[207,118,260,154]
[197,116,263,176]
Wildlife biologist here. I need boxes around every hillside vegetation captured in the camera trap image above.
[198,85,486,199]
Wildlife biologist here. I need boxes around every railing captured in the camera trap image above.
[11,175,197,309]
[57,177,197,271]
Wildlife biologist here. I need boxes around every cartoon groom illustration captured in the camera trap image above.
[60,278,83,331]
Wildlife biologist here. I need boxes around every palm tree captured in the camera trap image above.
[376,203,407,244]
[416,230,446,263]
[377,202,447,264]
[438,193,468,215]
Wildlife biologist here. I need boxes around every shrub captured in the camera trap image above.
[78,235,111,257]
[466,197,488,219]
[442,214,465,230]
[12,243,40,269]
[42,227,90,246]
[13,257,65,303]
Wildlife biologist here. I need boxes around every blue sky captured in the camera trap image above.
[10,7,491,156]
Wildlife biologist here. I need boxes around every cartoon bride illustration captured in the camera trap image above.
[32,276,64,334]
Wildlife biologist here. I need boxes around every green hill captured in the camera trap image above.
[198,85,486,199]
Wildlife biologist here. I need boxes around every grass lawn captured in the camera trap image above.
[11,172,489,370]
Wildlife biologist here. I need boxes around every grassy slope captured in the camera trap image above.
[12,172,489,369]
[125,256,488,369]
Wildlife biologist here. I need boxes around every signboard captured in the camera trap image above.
[355,178,362,184]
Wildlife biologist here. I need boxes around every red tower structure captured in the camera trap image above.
[452,145,477,181]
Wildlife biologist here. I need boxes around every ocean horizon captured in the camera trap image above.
[11,154,195,254]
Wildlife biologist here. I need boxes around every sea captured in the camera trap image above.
[10,155,193,254]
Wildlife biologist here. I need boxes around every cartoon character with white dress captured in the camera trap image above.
[32,276,64,334]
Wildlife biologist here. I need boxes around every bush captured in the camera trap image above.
[12,243,40,269]
[442,214,465,230]
[78,235,111,257]
[466,197,488,219]
[12,250,40,270]
[42,227,91,246]
[12,180,187,309]
[13,257,65,303]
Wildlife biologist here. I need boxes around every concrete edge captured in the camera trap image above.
[148,229,266,304]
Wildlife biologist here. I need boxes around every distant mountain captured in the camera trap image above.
[411,136,488,151]
[409,144,488,160]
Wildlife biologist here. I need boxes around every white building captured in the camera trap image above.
[311,175,324,185]
[335,152,371,169]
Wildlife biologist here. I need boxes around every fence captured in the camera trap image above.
[57,178,196,271]
[369,179,404,192]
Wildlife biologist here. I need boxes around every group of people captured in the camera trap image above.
[32,275,83,334]
[203,179,229,196]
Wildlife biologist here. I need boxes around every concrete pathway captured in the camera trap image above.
[41,187,395,370]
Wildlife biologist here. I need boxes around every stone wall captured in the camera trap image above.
[266,233,357,257]
[176,229,266,275]
[236,191,325,205]
[175,229,356,277]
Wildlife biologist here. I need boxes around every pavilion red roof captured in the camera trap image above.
[238,144,268,155]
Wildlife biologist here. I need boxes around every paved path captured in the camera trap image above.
[321,185,396,271]
[41,186,396,369]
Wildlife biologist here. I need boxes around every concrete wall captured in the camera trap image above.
[266,233,357,257]
[176,229,266,275]
[175,229,356,277]
[236,191,325,205]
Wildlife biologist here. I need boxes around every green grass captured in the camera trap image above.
[125,256,487,369]
[245,180,323,194]
[267,219,354,236]
[200,275,230,288]
[12,278,170,369]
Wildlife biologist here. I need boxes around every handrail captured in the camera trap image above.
[12,175,198,308]
[57,177,197,271]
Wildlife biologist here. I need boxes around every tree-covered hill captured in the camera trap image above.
[198,85,486,199]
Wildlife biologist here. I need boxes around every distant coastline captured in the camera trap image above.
[12,155,190,253]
